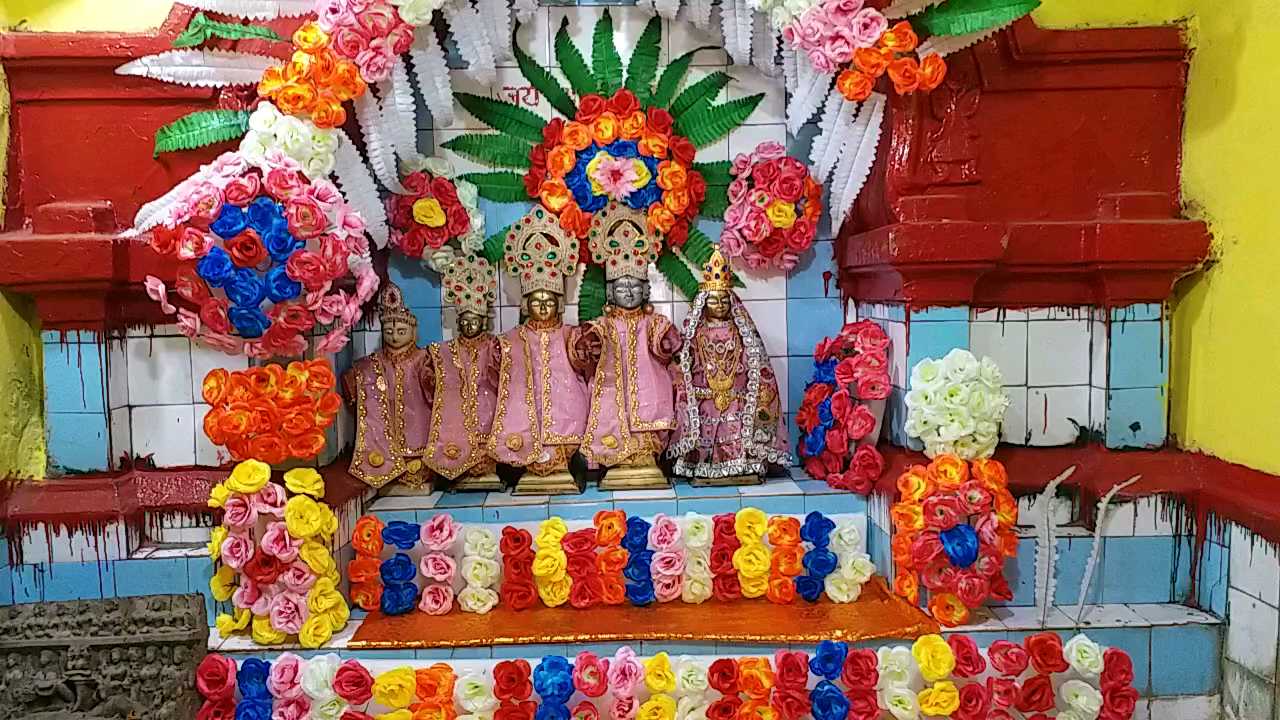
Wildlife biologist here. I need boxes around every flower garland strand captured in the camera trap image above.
[649,514,687,604]
[379,519,422,616]
[732,508,771,599]
[419,514,461,615]
[623,515,656,606]
[766,515,803,604]
[793,511,834,602]
[608,647,644,720]
[534,656,575,720]
[534,517,572,608]
[594,510,630,606]
[563,525,602,609]
[348,515,385,612]
[459,526,502,614]
[709,513,742,602]
[641,653,678,720]
[681,513,714,604]
[501,526,538,611]
[826,517,875,604]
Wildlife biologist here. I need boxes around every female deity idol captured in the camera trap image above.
[571,202,682,489]
[668,248,791,484]
[342,282,432,489]
[488,207,590,494]
[422,253,502,491]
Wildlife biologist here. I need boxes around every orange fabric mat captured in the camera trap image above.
[349,577,938,649]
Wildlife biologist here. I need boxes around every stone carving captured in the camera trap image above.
[0,594,207,719]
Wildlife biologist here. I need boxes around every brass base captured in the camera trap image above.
[513,470,585,495]
[451,473,505,492]
[599,462,672,491]
[690,473,765,488]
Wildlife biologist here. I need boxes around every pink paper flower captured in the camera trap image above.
[573,652,611,697]
[261,522,302,563]
[418,583,454,615]
[421,514,460,551]
[273,695,311,720]
[269,592,309,635]
[281,561,318,594]
[647,514,682,551]
[420,552,457,583]
[254,483,287,518]
[220,530,256,570]
[608,647,644,697]
[232,577,260,611]
[610,694,638,720]
[251,582,276,616]
[651,548,687,578]
[653,574,682,603]
[850,7,888,48]
[590,155,643,200]
[267,653,305,699]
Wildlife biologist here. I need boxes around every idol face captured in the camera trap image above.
[703,290,732,320]
[457,310,488,339]
[525,289,562,323]
[608,276,649,310]
[382,318,417,351]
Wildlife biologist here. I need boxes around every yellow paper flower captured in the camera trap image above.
[918,681,961,716]
[299,613,334,648]
[535,517,568,549]
[224,459,271,494]
[215,608,251,637]
[376,712,413,720]
[285,495,325,539]
[532,548,568,581]
[208,483,231,508]
[765,200,797,230]
[739,574,769,599]
[251,613,286,645]
[209,565,236,602]
[318,503,339,540]
[645,652,676,694]
[299,540,337,576]
[911,634,956,682]
[283,467,325,498]
[638,694,676,720]
[207,525,228,559]
[536,575,572,607]
[732,541,772,579]
[374,667,418,709]
[413,198,447,228]
[734,507,768,542]
[323,602,351,632]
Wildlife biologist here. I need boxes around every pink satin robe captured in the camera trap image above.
[422,335,498,480]
[488,322,589,467]
[342,346,432,488]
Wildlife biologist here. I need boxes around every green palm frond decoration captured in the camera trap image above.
[591,10,624,96]
[657,248,700,301]
[456,171,529,202]
[670,71,732,119]
[514,26,577,118]
[554,18,597,97]
[455,93,547,144]
[579,265,607,321]
[916,0,1041,36]
[482,224,511,266]
[624,16,663,104]
[441,134,533,170]
[651,46,714,107]
[172,11,283,48]
[153,109,250,156]
[675,96,765,149]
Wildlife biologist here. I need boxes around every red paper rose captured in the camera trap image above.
[841,648,879,690]
[493,660,533,702]
[197,697,236,720]
[195,653,237,700]
[501,579,538,611]
[226,229,268,268]
[1014,674,1055,714]
[562,528,598,556]
[846,690,878,720]
[333,658,375,704]
[773,651,808,691]
[952,682,991,720]
[496,701,538,720]
[569,575,603,609]
[341,711,375,720]
[706,696,743,720]
[770,687,811,720]
[708,658,740,695]
[1101,647,1135,691]
[1025,632,1069,675]
[986,676,1018,708]
[645,107,673,135]
[572,700,601,720]
[242,551,284,585]
[1101,684,1139,720]
[607,89,640,117]
[947,635,986,678]
[987,640,1030,677]
[712,574,741,600]
[576,95,607,123]
[501,527,534,557]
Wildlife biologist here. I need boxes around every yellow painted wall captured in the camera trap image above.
[0,0,174,31]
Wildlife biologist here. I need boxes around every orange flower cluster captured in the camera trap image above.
[765,516,802,604]
[837,21,947,102]
[593,510,630,605]
[412,664,458,720]
[202,359,342,464]
[348,515,386,611]
[258,23,367,129]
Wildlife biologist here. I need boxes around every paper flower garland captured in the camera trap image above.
[201,360,343,464]
[891,456,1018,627]
[905,347,1011,459]
[207,460,349,649]
[796,321,892,494]
[721,142,823,272]
[386,156,486,271]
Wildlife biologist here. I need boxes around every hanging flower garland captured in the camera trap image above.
[796,321,892,494]
[721,142,823,272]
[891,455,1019,627]
[905,347,1011,460]
[387,156,486,271]
[201,360,342,464]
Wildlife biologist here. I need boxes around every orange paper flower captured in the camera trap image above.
[928,592,970,627]
[765,575,796,605]
[737,658,775,700]
[352,515,386,556]
[879,21,919,54]
[594,510,627,547]
[887,57,921,94]
[918,53,947,91]
[853,47,892,78]
[350,580,383,611]
[202,360,341,463]
[347,555,381,584]
[836,70,874,102]
[929,455,969,489]
[415,664,456,704]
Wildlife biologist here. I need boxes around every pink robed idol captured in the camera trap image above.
[489,320,589,468]
[422,334,499,479]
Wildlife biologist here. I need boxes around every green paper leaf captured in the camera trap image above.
[670,72,731,119]
[693,160,733,187]
[674,94,764,148]
[682,226,717,267]
[916,0,1041,36]
[458,171,531,203]
[441,133,533,170]
[483,224,512,266]
[651,46,715,108]
[699,185,729,219]
[555,17,597,98]
[624,16,663,104]
[514,25,577,118]
[172,11,283,48]
[579,264,607,321]
[153,109,250,156]
[455,93,547,144]
[592,10,624,96]
[658,248,700,301]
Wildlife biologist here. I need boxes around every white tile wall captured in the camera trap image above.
[1229,523,1280,606]
[1026,386,1089,445]
[131,404,196,467]
[109,407,131,471]
[190,344,247,401]
[107,339,129,410]
[1027,319,1091,386]
[1147,695,1220,720]
[126,336,194,405]
[1098,500,1137,537]
[1225,587,1279,681]
[741,299,788,356]
[1001,385,1028,445]
[970,320,1027,386]
[19,521,130,563]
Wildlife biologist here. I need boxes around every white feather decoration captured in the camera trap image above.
[810,91,855,182]
[444,0,498,84]
[829,91,884,230]
[636,0,657,15]
[513,0,538,23]
[354,91,408,194]
[785,53,831,134]
[750,15,778,76]
[882,0,944,19]
[115,50,277,88]
[720,0,753,66]
[379,58,423,168]
[1074,475,1142,625]
[476,0,514,62]
[409,27,456,128]
[918,22,1014,58]
[1032,466,1078,627]
[130,179,196,235]
[782,47,798,93]
[686,0,713,31]
[654,0,681,20]
[178,0,313,19]
[334,131,390,248]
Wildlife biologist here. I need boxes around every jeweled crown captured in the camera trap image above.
[443,253,497,317]
[377,281,417,327]
[701,246,732,292]
[588,201,658,282]
[504,207,580,296]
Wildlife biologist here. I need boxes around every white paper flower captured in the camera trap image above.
[674,657,709,697]
[311,696,349,720]
[1063,634,1105,678]
[458,585,500,614]
[675,696,710,720]
[879,686,920,720]
[1059,679,1104,719]
[461,556,500,587]
[464,527,499,559]
[681,573,712,604]
[455,672,498,713]
[301,653,340,701]
[829,521,862,554]
[837,553,876,584]
[876,647,915,689]
[683,513,713,549]
[905,349,1009,460]
[823,574,864,603]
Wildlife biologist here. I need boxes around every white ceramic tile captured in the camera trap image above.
[1015,493,1072,528]
[109,407,131,471]
[131,404,196,467]
[562,304,580,326]
[1132,495,1180,536]
[990,604,1074,631]
[1127,603,1221,626]
[1147,696,1220,720]
[883,320,908,388]
[107,339,129,410]
[1090,386,1106,434]
[970,321,1028,386]
[126,336,194,405]
[667,10,729,66]
[190,345,246,401]
[611,487,677,500]
[498,307,521,334]
[443,66,550,132]
[651,302,674,322]
[726,65,785,125]
[970,308,1029,322]
[24,522,127,563]
[673,301,690,330]
[504,9,551,67]
[844,297,857,324]
[740,299,786,356]
[1225,587,1279,681]
[1027,319,1091,386]
[727,123,786,160]
[1090,319,1108,388]
[770,356,788,410]
[734,266,787,301]
[1026,386,1089,446]
[1000,385,1028,445]
[1026,306,1092,321]
[1229,523,1280,606]
[484,491,550,506]
[1098,500,1136,537]
[739,478,801,496]
[1069,603,1148,628]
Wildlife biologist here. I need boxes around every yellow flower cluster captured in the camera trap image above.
[374,667,418,709]
[732,508,771,598]
[911,634,956,682]
[641,653,677,720]
[533,516,571,607]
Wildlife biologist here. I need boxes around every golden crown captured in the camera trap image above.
[588,201,657,282]
[504,207,580,296]
[701,246,732,292]
[443,253,497,317]
[377,281,417,327]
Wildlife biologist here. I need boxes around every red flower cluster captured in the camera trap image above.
[493,659,537,720]
[195,654,237,720]
[1101,647,1140,720]
[709,513,742,601]
[842,649,880,720]
[563,527,602,609]
[387,170,472,259]
[972,634,1138,720]
[500,526,538,611]
[771,651,811,720]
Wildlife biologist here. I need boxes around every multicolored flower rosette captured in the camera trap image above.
[905,347,1011,459]
[257,22,369,129]
[796,321,892,493]
[143,149,378,358]
[201,360,343,464]
[387,156,486,270]
[313,0,416,83]
[207,460,349,649]
[890,455,1018,626]
[721,142,823,272]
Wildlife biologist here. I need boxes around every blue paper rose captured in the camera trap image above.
[940,524,980,568]
[381,520,421,550]
[813,358,837,385]
[197,246,236,288]
[264,264,302,303]
[380,552,417,584]
[604,140,639,159]
[802,548,839,578]
[263,228,300,264]
[803,428,827,457]
[810,680,850,720]
[800,511,836,547]
[247,196,283,235]
[817,397,834,428]
[626,182,661,211]
[808,640,848,680]
[623,517,651,553]
[794,574,825,603]
[228,306,270,339]
[533,656,575,704]
[625,581,656,606]
[237,658,271,699]
[380,580,419,615]
[235,699,273,720]
[211,204,248,239]
[225,268,266,308]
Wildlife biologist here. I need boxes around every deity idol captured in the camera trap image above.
[342,282,431,489]
[571,201,682,489]
[489,207,590,494]
[422,253,502,491]
[668,248,791,485]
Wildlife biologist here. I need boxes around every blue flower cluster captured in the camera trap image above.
[197,197,304,338]
[235,658,272,720]
[795,512,837,602]
[564,140,662,214]
[379,552,419,615]
[800,358,839,458]
[621,516,654,606]
[533,655,575,720]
